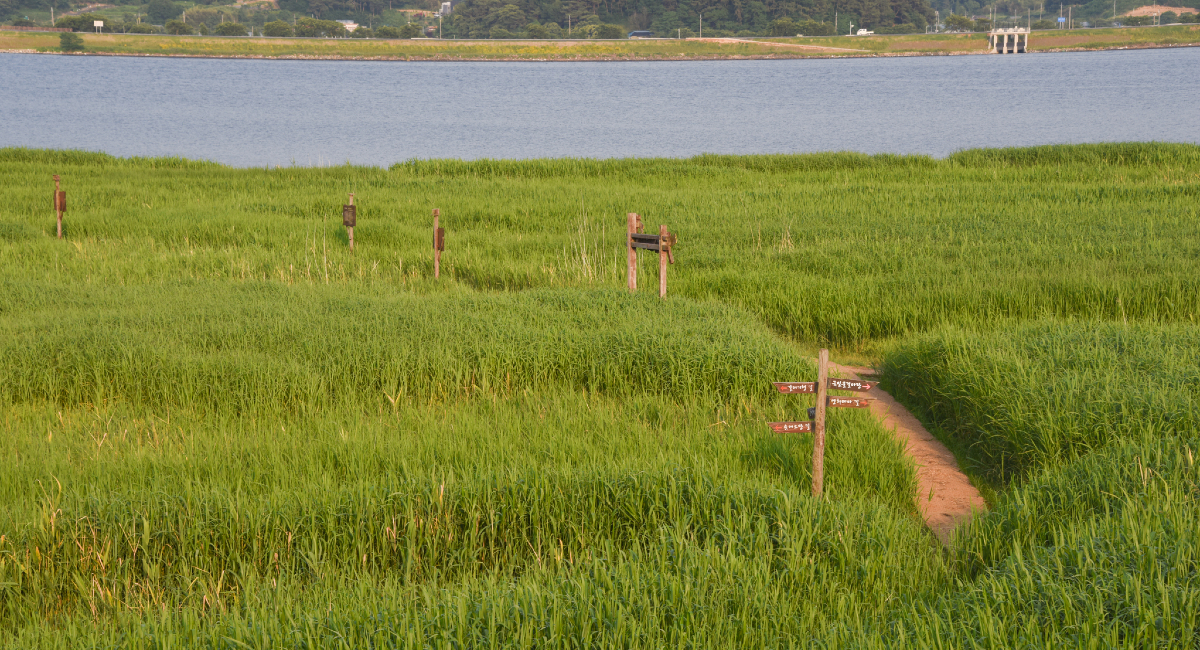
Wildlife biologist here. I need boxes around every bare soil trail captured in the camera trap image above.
[690,37,869,53]
[829,362,986,545]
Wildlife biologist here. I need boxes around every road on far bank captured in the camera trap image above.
[2,25,1199,61]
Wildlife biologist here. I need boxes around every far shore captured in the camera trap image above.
[2,25,1198,61]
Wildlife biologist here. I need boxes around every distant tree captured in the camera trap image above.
[375,25,399,37]
[768,17,796,35]
[348,26,372,37]
[490,4,526,30]
[294,17,345,37]
[1180,12,1199,23]
[489,26,514,37]
[1031,19,1055,29]
[796,20,835,35]
[678,26,695,37]
[943,13,973,30]
[11,18,34,26]
[262,19,293,36]
[594,23,624,38]
[1161,11,1178,22]
[146,0,182,23]
[56,14,102,31]
[525,21,548,37]
[397,23,421,37]
[213,21,247,35]
[59,31,84,51]
[972,17,992,31]
[127,23,158,33]
[164,19,193,34]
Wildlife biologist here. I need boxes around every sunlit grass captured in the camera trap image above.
[1,144,1198,646]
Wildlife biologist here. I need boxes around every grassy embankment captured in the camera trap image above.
[1,143,1198,646]
[2,24,1198,59]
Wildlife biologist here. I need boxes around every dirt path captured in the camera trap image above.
[690,37,868,53]
[830,363,986,545]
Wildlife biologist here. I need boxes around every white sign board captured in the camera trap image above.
[94,20,104,26]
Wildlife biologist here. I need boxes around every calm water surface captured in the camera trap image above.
[2,48,1198,166]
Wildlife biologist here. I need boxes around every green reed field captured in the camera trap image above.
[1,144,1197,647]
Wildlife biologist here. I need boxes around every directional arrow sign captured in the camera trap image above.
[768,421,815,433]
[774,382,817,394]
[828,396,872,408]
[828,378,874,392]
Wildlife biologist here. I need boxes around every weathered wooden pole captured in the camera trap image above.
[627,213,638,292]
[658,223,668,298]
[343,193,356,252]
[813,348,829,497]
[433,208,441,279]
[53,175,64,239]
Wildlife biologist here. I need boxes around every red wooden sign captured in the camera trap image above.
[828,396,872,408]
[768,421,815,433]
[828,378,874,392]
[773,382,817,394]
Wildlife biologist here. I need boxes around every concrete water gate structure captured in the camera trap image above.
[988,28,1029,53]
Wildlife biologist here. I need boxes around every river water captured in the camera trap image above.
[2,47,1198,166]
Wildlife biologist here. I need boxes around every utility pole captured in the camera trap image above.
[567,14,571,36]
[699,12,702,37]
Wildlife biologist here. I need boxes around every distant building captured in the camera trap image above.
[440,2,452,16]
[628,30,653,38]
[337,19,359,32]
[988,27,1028,53]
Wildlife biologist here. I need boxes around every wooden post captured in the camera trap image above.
[347,193,355,252]
[627,213,637,292]
[813,348,829,497]
[53,175,63,239]
[658,224,668,298]
[433,208,441,279]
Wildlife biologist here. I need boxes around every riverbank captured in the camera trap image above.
[2,25,1198,60]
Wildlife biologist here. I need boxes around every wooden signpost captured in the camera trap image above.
[626,213,677,298]
[773,382,816,394]
[768,349,875,497]
[342,193,356,252]
[53,175,65,239]
[768,421,814,433]
[432,208,444,278]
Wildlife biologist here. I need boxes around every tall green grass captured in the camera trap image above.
[883,321,1200,480]
[0,285,815,412]
[2,145,1199,646]
[3,143,1197,346]
[882,322,1200,647]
